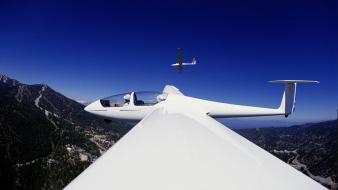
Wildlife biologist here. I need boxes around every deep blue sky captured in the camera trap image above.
[0,0,337,123]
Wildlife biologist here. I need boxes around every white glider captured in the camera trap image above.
[171,48,196,72]
[65,80,326,190]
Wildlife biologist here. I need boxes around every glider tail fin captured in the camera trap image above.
[192,57,196,65]
[270,80,319,117]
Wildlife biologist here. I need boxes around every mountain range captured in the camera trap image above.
[0,74,130,189]
[0,74,336,189]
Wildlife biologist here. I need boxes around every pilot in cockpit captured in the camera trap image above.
[123,94,131,106]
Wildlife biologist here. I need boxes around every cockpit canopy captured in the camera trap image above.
[100,93,130,107]
[100,91,165,107]
[133,91,162,106]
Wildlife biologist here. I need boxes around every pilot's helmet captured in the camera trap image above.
[123,94,131,101]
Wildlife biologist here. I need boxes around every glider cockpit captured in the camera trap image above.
[85,91,167,121]
[100,91,164,107]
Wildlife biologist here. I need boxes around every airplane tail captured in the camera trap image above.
[192,57,197,65]
[270,80,319,117]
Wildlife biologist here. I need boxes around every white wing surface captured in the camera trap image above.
[65,108,325,190]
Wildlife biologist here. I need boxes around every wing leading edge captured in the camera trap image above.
[65,108,325,190]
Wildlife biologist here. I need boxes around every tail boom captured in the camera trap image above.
[205,80,318,118]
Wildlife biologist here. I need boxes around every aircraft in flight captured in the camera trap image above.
[171,48,196,72]
[65,80,326,190]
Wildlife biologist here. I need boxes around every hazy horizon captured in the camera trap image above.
[2,72,337,126]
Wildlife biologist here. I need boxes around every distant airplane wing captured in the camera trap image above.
[65,108,325,190]
[177,48,183,65]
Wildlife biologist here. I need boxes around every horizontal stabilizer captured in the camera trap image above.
[270,80,319,84]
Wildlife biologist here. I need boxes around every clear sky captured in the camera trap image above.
[0,0,337,123]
